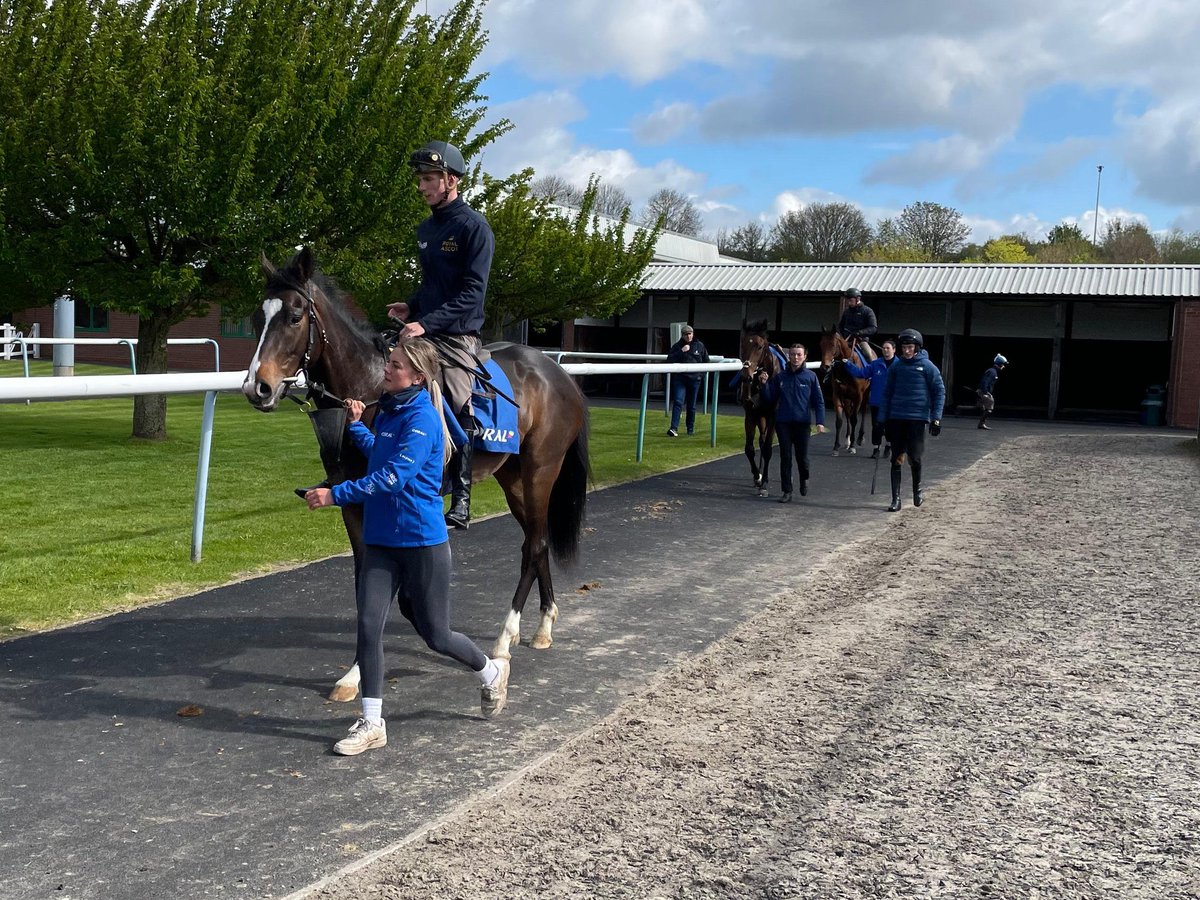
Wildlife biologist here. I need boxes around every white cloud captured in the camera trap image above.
[632,103,698,144]
[864,135,997,187]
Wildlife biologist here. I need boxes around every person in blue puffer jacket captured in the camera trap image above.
[879,329,945,513]
[761,343,826,502]
[844,338,896,459]
[304,338,510,756]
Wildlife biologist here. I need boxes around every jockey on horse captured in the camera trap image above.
[388,140,495,530]
[836,287,878,356]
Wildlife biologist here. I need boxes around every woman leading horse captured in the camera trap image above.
[243,247,589,701]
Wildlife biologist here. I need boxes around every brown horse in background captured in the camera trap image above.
[737,320,784,496]
[818,328,871,456]
[242,247,590,700]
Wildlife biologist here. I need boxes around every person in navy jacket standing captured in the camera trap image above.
[304,338,510,756]
[387,140,495,531]
[879,329,945,512]
[666,324,710,436]
[762,343,826,502]
[844,338,897,459]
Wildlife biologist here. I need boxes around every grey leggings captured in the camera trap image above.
[357,542,488,698]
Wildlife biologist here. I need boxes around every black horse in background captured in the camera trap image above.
[242,247,590,700]
[737,319,783,497]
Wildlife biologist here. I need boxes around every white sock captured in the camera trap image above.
[477,658,500,686]
[361,697,383,725]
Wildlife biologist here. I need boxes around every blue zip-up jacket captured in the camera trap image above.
[978,365,1001,394]
[410,197,494,335]
[763,365,826,426]
[844,355,895,407]
[331,387,448,547]
[880,350,945,423]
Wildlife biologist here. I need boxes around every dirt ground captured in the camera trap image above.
[304,433,1200,900]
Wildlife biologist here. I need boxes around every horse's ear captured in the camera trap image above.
[260,252,276,278]
[295,246,315,282]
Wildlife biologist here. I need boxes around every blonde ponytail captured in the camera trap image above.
[395,338,453,464]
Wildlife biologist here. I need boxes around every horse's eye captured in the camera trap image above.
[289,313,303,326]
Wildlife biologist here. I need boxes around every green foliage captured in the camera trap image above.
[456,172,659,339]
[1034,222,1097,263]
[1,0,507,435]
[962,237,1033,264]
[852,217,932,263]
[893,201,970,261]
[1156,229,1200,263]
[1101,219,1159,263]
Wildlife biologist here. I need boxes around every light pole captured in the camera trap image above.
[1092,164,1104,244]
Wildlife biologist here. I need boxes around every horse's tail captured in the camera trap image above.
[547,413,591,563]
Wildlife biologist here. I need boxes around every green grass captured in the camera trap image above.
[1,359,744,636]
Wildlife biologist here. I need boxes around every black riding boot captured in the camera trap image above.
[888,466,902,512]
[912,461,924,507]
[445,426,475,530]
[978,414,990,430]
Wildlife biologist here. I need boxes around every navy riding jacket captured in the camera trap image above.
[837,303,878,338]
[763,366,827,426]
[978,365,1001,394]
[410,198,494,336]
[667,337,710,382]
[880,350,945,423]
[331,387,448,547]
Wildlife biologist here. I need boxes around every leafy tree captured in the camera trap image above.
[1035,222,1096,263]
[1155,229,1200,263]
[1101,219,1159,263]
[717,222,771,262]
[962,237,1033,263]
[768,202,871,262]
[638,188,702,236]
[449,173,659,340]
[0,0,507,439]
[894,201,971,261]
[852,218,932,263]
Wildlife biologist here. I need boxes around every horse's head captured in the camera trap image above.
[243,247,327,411]
[816,326,853,375]
[739,319,777,409]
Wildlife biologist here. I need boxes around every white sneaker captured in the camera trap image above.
[333,717,387,756]
[481,659,510,718]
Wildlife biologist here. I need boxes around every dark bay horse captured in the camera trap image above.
[818,328,871,456]
[242,248,590,700]
[737,320,783,496]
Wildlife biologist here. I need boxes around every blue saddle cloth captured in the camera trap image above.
[443,358,520,454]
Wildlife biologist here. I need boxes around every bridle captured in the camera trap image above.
[269,280,345,407]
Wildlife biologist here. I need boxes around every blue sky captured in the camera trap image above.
[437,0,1200,243]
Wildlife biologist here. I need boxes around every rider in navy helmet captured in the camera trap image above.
[879,328,944,512]
[388,138,495,529]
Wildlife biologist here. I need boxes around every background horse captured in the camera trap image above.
[818,328,871,456]
[243,247,590,700]
[737,320,783,496]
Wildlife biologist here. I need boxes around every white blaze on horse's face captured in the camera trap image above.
[242,297,284,408]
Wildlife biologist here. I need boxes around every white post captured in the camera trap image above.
[52,297,75,376]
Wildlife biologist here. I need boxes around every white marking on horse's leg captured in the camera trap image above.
[529,601,559,650]
[491,609,521,660]
[328,662,361,702]
[244,298,282,384]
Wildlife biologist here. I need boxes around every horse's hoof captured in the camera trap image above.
[529,634,552,650]
[831,450,839,457]
[757,488,767,497]
[328,684,359,703]
[849,447,857,455]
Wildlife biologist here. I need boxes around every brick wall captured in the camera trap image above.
[1169,300,1200,430]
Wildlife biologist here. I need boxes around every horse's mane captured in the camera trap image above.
[267,261,385,355]
[743,318,770,338]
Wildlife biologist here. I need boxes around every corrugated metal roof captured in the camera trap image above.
[640,263,1200,297]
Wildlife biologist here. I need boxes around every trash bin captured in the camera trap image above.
[1139,385,1166,426]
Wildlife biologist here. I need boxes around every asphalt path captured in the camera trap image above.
[0,417,1109,899]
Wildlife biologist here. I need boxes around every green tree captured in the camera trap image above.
[852,218,932,263]
[1156,229,1200,263]
[1101,219,1159,263]
[1034,222,1096,263]
[454,173,660,340]
[717,221,771,261]
[1,0,506,439]
[962,237,1033,263]
[769,202,871,262]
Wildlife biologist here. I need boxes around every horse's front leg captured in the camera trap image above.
[330,504,366,702]
[757,419,774,496]
[832,405,845,455]
[743,417,762,489]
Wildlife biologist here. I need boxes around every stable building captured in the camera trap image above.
[572,262,1200,428]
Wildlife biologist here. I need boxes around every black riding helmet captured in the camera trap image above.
[897,328,923,348]
[409,140,466,177]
